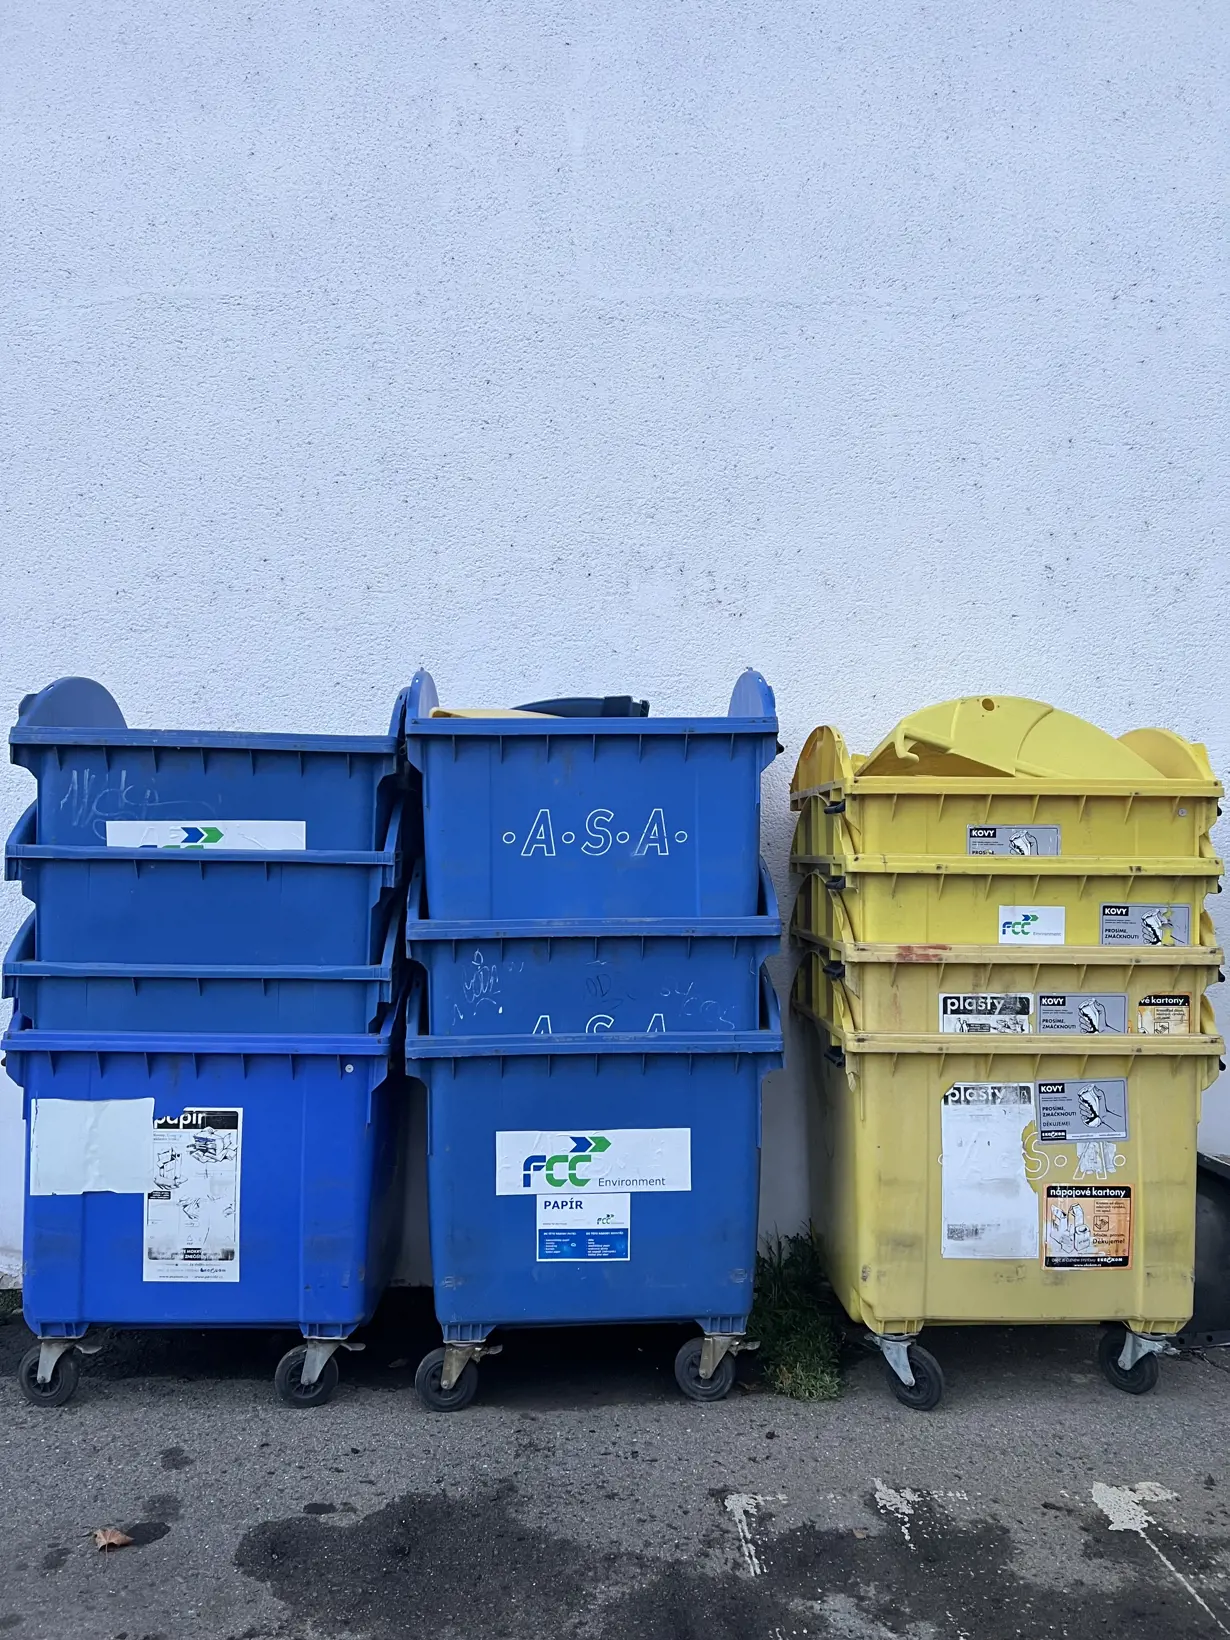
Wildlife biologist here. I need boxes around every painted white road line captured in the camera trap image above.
[1091,1482,1229,1635]
[723,1493,785,1578]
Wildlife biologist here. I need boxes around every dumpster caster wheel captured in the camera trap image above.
[18,1345,80,1408]
[674,1337,736,1403]
[415,1347,479,1412]
[275,1345,340,1408]
[884,1345,944,1411]
[1097,1329,1161,1395]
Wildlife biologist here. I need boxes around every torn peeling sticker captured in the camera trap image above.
[1091,1484,1228,1635]
[29,1098,155,1195]
[941,1085,1038,1260]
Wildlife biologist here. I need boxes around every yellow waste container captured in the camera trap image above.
[791,696,1222,862]
[794,970,1223,1408]
[790,695,1226,1409]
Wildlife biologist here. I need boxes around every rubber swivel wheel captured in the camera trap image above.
[674,1337,737,1403]
[884,1345,944,1411]
[275,1345,340,1408]
[1097,1328,1161,1395]
[415,1346,479,1412]
[18,1345,80,1408]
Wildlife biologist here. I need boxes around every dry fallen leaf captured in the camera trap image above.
[852,1528,869,1539]
[92,1528,133,1552]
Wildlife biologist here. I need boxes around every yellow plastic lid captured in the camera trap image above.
[793,697,1219,792]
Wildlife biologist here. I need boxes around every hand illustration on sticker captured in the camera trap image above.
[1047,1204,1093,1257]
[1009,830,1039,856]
[1078,1084,1123,1133]
[1078,999,1109,1034]
[1142,908,1177,947]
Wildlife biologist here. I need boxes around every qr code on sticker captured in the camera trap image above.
[946,1224,984,1241]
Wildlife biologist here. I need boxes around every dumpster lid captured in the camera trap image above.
[793,697,1220,795]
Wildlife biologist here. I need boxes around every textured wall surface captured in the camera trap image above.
[1,0,1226,1279]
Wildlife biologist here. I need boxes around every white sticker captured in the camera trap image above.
[536,1194,630,1261]
[1100,904,1192,946]
[144,1110,241,1283]
[998,906,1066,944]
[495,1129,691,1195]
[939,993,1033,1033]
[29,1098,155,1196]
[968,825,1061,856]
[105,821,306,850]
[1036,993,1128,1034]
[941,1084,1038,1260]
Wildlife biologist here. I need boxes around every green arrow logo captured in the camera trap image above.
[589,1136,611,1153]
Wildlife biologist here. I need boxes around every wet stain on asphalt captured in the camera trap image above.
[159,1447,193,1472]
[235,1482,1230,1638]
[121,1523,172,1548]
[39,1546,69,1573]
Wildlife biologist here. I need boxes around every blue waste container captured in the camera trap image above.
[4,908,401,1035]
[405,669,778,920]
[406,859,780,1035]
[404,977,782,1408]
[11,676,411,850]
[4,1020,406,1407]
[6,801,404,966]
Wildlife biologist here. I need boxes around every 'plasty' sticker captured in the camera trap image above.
[939,994,1033,1033]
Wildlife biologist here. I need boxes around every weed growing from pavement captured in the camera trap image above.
[749,1231,842,1400]
[0,1288,21,1320]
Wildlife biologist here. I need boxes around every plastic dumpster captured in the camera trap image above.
[406,859,780,1036]
[791,699,1222,862]
[4,906,402,1034]
[4,1020,406,1407]
[11,676,410,850]
[790,903,1223,1040]
[404,978,782,1408]
[789,695,1225,1408]
[794,972,1223,1406]
[405,669,778,920]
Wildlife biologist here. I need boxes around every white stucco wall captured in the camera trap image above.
[1,0,1226,1281]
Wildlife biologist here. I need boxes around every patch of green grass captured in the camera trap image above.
[749,1230,842,1400]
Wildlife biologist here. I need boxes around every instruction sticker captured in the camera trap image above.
[1044,1185,1132,1269]
[1137,993,1192,1035]
[536,1194,630,1261]
[939,993,1033,1033]
[1036,993,1128,1034]
[968,825,1061,857]
[495,1129,691,1195]
[144,1110,241,1283]
[1100,904,1191,946]
[941,1084,1038,1260]
[999,906,1066,944]
[1037,1079,1128,1144]
[106,821,306,850]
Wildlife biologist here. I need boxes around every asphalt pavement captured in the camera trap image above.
[2,1294,1229,1640]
